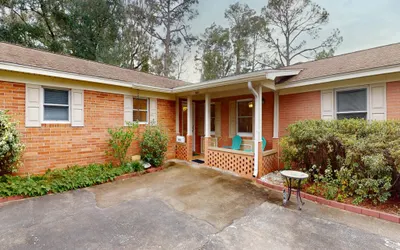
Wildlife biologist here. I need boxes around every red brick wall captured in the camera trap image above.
[279,91,321,137]
[387,81,400,119]
[156,99,176,159]
[0,81,176,174]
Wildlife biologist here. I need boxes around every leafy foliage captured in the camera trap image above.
[0,161,144,197]
[140,125,169,167]
[107,122,138,165]
[0,110,24,175]
[281,119,400,204]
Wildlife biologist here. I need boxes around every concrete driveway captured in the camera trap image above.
[0,162,399,250]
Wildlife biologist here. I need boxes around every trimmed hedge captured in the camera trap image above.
[281,119,400,204]
[0,161,143,197]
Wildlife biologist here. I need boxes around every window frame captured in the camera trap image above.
[335,86,369,120]
[41,87,71,124]
[236,98,253,137]
[210,103,216,135]
[133,97,149,124]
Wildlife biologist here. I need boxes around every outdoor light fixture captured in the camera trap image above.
[248,102,253,108]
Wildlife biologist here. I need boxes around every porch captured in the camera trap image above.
[174,75,282,179]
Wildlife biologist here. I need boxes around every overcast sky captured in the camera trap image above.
[180,0,400,83]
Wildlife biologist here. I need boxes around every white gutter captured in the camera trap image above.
[247,81,259,177]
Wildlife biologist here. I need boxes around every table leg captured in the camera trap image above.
[283,177,292,206]
[296,179,305,210]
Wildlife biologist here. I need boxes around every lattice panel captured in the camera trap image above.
[176,143,187,161]
[259,153,278,177]
[208,150,254,178]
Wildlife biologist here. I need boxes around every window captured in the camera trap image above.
[133,98,148,123]
[336,88,367,120]
[210,104,215,134]
[43,88,70,122]
[237,99,252,135]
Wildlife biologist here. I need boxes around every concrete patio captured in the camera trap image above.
[0,162,399,250]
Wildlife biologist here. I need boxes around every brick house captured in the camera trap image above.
[1,42,400,178]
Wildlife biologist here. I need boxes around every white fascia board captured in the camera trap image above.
[266,69,302,80]
[0,62,174,93]
[276,65,400,90]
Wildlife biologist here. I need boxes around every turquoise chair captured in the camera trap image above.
[223,135,242,150]
[244,137,267,152]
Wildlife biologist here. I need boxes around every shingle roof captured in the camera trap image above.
[280,42,400,84]
[0,42,186,89]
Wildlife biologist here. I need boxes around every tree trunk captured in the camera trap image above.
[163,0,171,77]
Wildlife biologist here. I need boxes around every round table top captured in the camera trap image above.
[280,170,309,180]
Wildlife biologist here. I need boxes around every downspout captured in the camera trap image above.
[247,81,259,177]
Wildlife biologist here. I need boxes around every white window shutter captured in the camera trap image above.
[370,83,386,121]
[215,102,221,137]
[124,95,133,125]
[228,101,236,138]
[321,90,334,120]
[149,98,157,124]
[25,85,41,127]
[71,89,84,127]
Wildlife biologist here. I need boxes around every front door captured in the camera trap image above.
[182,102,195,152]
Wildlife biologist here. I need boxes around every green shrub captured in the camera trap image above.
[0,110,24,175]
[0,161,143,197]
[281,119,400,204]
[140,125,169,167]
[107,122,138,165]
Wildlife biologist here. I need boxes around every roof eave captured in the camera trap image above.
[276,64,400,90]
[0,62,175,93]
[173,69,302,93]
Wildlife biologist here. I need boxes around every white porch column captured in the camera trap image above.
[187,96,192,136]
[258,85,263,142]
[176,98,180,135]
[273,91,279,138]
[204,94,211,138]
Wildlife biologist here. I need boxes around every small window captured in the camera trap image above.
[133,98,148,123]
[237,99,253,135]
[210,104,215,134]
[336,88,367,120]
[43,88,70,121]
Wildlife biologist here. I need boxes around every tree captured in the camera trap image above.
[196,23,234,81]
[135,0,198,77]
[224,2,256,74]
[107,1,154,71]
[55,0,124,62]
[0,0,64,52]
[260,0,343,67]
[246,15,267,72]
[315,48,335,60]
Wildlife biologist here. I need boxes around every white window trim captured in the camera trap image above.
[133,97,149,124]
[334,86,369,120]
[41,87,71,124]
[236,98,253,137]
[210,103,215,135]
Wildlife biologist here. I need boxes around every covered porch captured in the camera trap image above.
[173,70,299,178]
